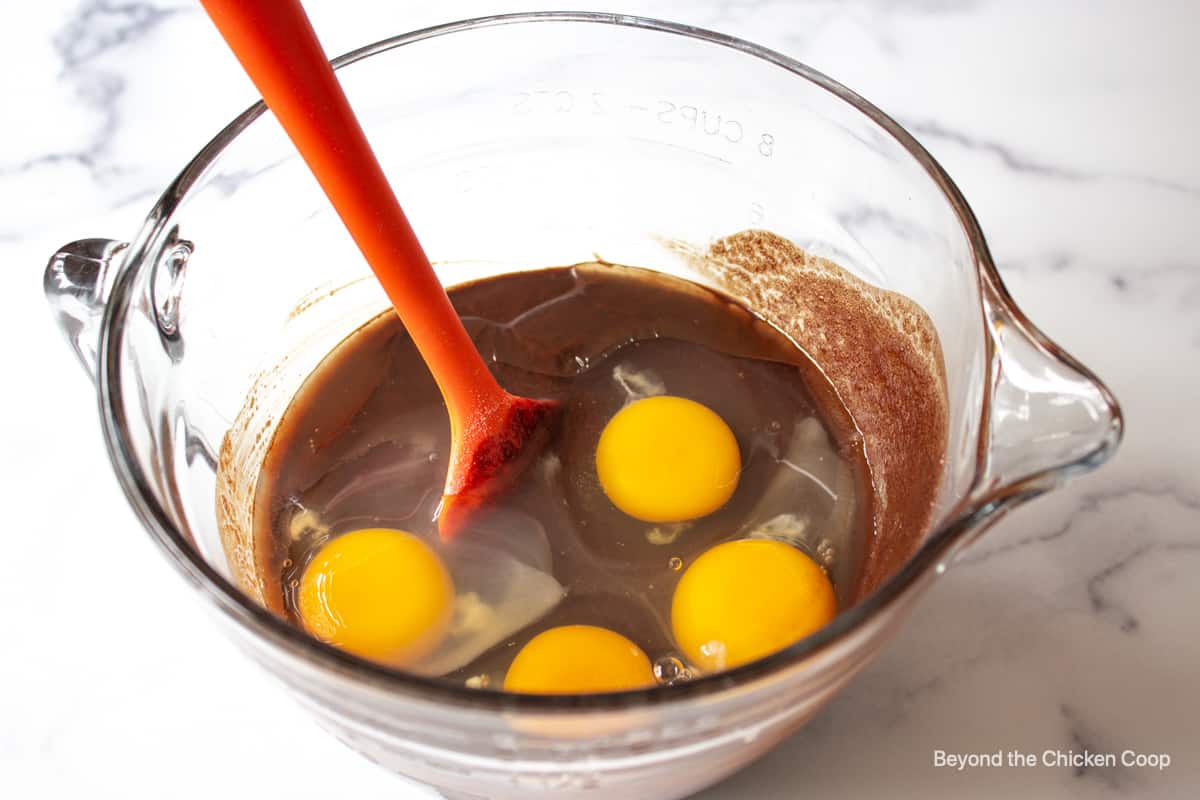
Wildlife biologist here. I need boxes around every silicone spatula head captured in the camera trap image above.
[438,394,560,538]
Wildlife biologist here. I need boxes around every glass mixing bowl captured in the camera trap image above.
[44,13,1121,800]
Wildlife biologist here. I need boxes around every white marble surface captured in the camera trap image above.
[3,1,1198,797]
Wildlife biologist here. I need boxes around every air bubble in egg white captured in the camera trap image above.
[653,655,693,685]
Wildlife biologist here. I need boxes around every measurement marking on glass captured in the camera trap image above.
[513,89,776,158]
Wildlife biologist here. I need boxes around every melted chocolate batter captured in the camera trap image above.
[254,263,875,684]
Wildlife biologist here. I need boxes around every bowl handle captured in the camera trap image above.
[44,238,128,384]
[971,267,1124,509]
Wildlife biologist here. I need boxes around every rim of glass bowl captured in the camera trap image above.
[98,11,1120,712]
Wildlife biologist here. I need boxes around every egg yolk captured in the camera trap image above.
[671,539,836,672]
[595,396,741,523]
[503,625,656,694]
[297,528,454,666]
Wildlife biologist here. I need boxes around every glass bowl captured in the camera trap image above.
[44,13,1121,799]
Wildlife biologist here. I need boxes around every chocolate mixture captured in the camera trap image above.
[217,230,949,683]
[253,262,874,682]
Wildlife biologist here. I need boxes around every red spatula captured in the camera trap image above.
[199,0,558,538]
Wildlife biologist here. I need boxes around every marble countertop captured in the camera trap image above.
[3,1,1197,797]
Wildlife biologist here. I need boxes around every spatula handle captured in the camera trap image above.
[199,0,506,419]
